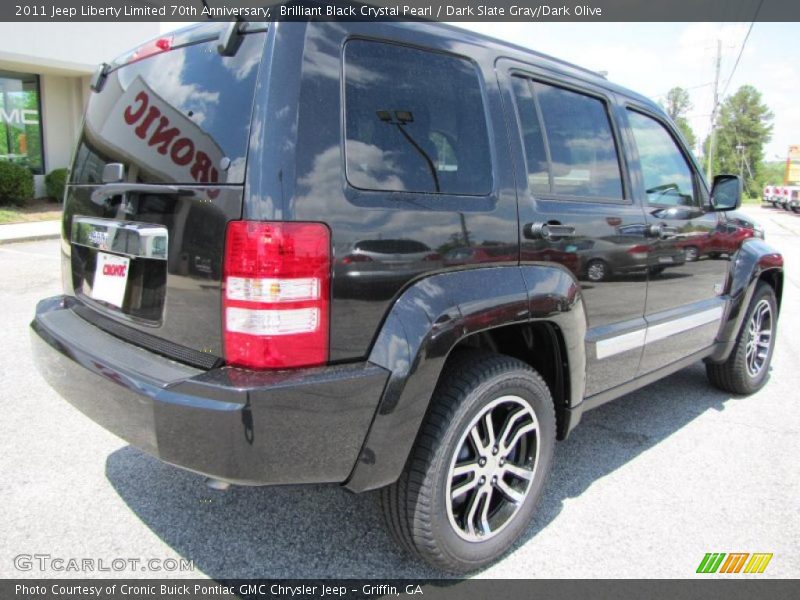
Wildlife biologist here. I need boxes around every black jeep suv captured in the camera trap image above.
[31,20,783,572]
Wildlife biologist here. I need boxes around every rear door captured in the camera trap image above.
[497,61,650,397]
[63,25,266,364]
[620,106,729,374]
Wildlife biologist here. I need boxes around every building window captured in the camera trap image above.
[344,40,492,196]
[0,71,44,174]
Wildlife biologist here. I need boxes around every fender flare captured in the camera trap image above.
[708,238,783,363]
[345,264,587,493]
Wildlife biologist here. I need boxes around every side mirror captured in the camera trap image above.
[710,174,742,211]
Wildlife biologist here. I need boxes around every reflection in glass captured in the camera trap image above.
[628,110,696,207]
[0,71,43,173]
[344,40,492,195]
[70,32,265,186]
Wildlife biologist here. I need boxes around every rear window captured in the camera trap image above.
[344,40,492,196]
[71,32,265,186]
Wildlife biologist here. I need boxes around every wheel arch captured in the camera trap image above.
[345,264,587,493]
[708,238,783,363]
[449,320,572,440]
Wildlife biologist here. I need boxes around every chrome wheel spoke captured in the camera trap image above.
[464,487,486,537]
[480,487,494,535]
[470,426,487,455]
[502,462,535,482]
[451,477,480,501]
[502,422,537,457]
[484,413,496,450]
[452,462,479,479]
[495,478,525,504]
[497,408,527,454]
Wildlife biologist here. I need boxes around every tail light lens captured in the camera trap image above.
[627,244,648,260]
[223,221,330,369]
[341,254,373,265]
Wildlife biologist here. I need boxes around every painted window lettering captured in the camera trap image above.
[120,85,220,187]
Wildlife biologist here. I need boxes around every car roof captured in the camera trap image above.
[163,17,665,119]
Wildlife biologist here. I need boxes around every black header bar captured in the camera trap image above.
[3,0,798,22]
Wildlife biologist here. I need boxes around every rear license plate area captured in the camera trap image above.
[92,252,130,308]
[71,218,168,324]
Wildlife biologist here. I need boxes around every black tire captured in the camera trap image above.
[585,259,610,282]
[648,266,665,276]
[706,283,778,394]
[380,349,556,573]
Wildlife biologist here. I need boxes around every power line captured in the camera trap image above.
[720,0,764,99]
[651,81,715,101]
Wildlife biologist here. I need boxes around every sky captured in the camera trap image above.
[160,20,799,161]
[455,22,799,162]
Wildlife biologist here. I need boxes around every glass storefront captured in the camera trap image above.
[0,70,44,173]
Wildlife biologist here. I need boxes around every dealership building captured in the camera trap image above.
[0,22,159,195]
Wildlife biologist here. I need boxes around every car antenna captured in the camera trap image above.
[200,0,212,18]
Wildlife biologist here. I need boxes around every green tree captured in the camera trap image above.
[662,86,697,152]
[755,161,784,191]
[704,85,773,197]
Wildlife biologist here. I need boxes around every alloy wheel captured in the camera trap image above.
[445,395,539,541]
[745,298,773,378]
[587,261,606,282]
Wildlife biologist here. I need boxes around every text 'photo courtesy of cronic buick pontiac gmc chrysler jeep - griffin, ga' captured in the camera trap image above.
[31,18,784,572]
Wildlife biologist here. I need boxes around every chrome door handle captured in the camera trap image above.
[523,222,576,240]
[645,224,678,239]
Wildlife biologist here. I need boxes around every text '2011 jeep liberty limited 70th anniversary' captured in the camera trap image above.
[31,19,784,572]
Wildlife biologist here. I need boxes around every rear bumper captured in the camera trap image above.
[31,296,389,486]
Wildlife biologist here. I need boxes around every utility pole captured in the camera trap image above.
[706,39,722,183]
[736,144,745,181]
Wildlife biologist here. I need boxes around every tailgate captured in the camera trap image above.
[62,25,266,364]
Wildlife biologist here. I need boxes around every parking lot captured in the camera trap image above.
[1,205,798,579]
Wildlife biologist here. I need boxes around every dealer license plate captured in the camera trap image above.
[92,252,130,308]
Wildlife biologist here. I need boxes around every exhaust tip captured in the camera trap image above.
[205,477,231,491]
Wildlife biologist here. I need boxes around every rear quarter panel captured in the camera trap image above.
[245,22,520,361]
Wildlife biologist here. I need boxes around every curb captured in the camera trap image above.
[0,232,61,245]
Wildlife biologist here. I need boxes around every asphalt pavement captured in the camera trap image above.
[1,205,798,579]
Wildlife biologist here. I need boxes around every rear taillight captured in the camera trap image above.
[341,254,373,265]
[223,221,330,369]
[627,244,648,260]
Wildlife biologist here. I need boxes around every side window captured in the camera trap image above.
[536,83,623,199]
[511,76,623,200]
[344,40,492,195]
[627,110,697,207]
[511,77,550,194]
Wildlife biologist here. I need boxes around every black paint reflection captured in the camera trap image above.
[334,239,442,298]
